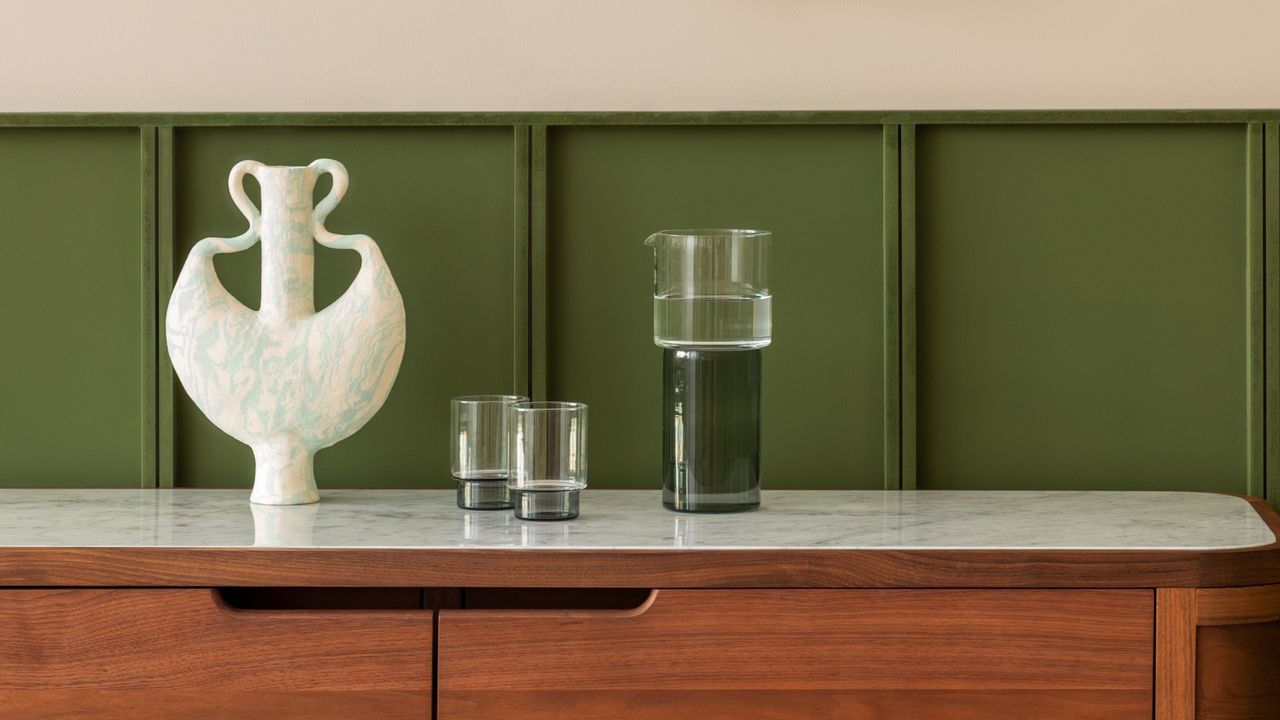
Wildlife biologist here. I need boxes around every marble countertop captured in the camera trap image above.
[0,489,1270,550]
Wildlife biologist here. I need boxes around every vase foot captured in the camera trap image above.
[250,437,319,505]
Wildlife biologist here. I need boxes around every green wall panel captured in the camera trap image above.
[0,114,1271,498]
[0,129,144,487]
[544,125,887,489]
[170,127,517,488]
[913,124,1251,491]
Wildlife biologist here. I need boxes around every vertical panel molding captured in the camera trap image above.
[1266,122,1279,507]
[514,125,532,397]
[157,127,176,488]
[140,126,158,488]
[1248,124,1266,498]
[530,125,549,400]
[900,124,918,490]
[882,124,902,490]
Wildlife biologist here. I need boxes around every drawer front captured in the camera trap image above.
[0,589,431,720]
[439,589,1153,719]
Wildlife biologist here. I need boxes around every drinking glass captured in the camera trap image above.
[451,395,527,509]
[507,401,588,520]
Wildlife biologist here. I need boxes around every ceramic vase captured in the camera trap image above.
[166,159,406,505]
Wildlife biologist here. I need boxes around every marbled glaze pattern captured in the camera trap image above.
[0,490,1270,550]
[166,160,406,505]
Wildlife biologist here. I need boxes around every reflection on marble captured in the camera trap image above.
[251,503,319,547]
[0,489,1270,550]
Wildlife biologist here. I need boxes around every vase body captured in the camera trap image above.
[166,160,406,504]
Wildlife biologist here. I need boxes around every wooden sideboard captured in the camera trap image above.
[0,489,1275,720]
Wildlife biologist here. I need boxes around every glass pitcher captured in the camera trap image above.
[645,229,772,513]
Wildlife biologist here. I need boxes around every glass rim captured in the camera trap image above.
[451,394,529,405]
[510,400,588,412]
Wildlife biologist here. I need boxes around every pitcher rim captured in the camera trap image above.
[645,228,770,245]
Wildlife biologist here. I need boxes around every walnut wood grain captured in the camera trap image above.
[1196,620,1280,720]
[438,589,1153,719]
[1189,582,1280,720]
[0,495,1273,590]
[0,545,1248,589]
[0,589,432,720]
[1196,583,1280,625]
[0,692,428,720]
[440,690,1151,720]
[1155,588,1196,720]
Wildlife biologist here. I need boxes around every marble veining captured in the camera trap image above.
[0,489,1270,550]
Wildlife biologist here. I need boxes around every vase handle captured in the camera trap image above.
[228,160,264,229]
[191,160,262,255]
[310,158,368,251]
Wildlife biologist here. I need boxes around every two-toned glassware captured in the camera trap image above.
[645,228,772,513]
[507,401,588,520]
[451,395,528,510]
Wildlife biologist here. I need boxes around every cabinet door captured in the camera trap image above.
[439,589,1152,719]
[0,589,431,719]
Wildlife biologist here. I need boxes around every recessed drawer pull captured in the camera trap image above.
[455,587,656,614]
[215,587,430,612]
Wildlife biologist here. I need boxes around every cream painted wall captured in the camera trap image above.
[1,0,1276,111]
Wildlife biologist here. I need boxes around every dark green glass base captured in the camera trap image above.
[513,489,580,521]
[663,497,760,514]
[662,348,761,514]
[455,477,514,510]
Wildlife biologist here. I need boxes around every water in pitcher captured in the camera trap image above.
[653,293,772,349]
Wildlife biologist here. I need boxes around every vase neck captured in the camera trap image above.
[256,166,317,323]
